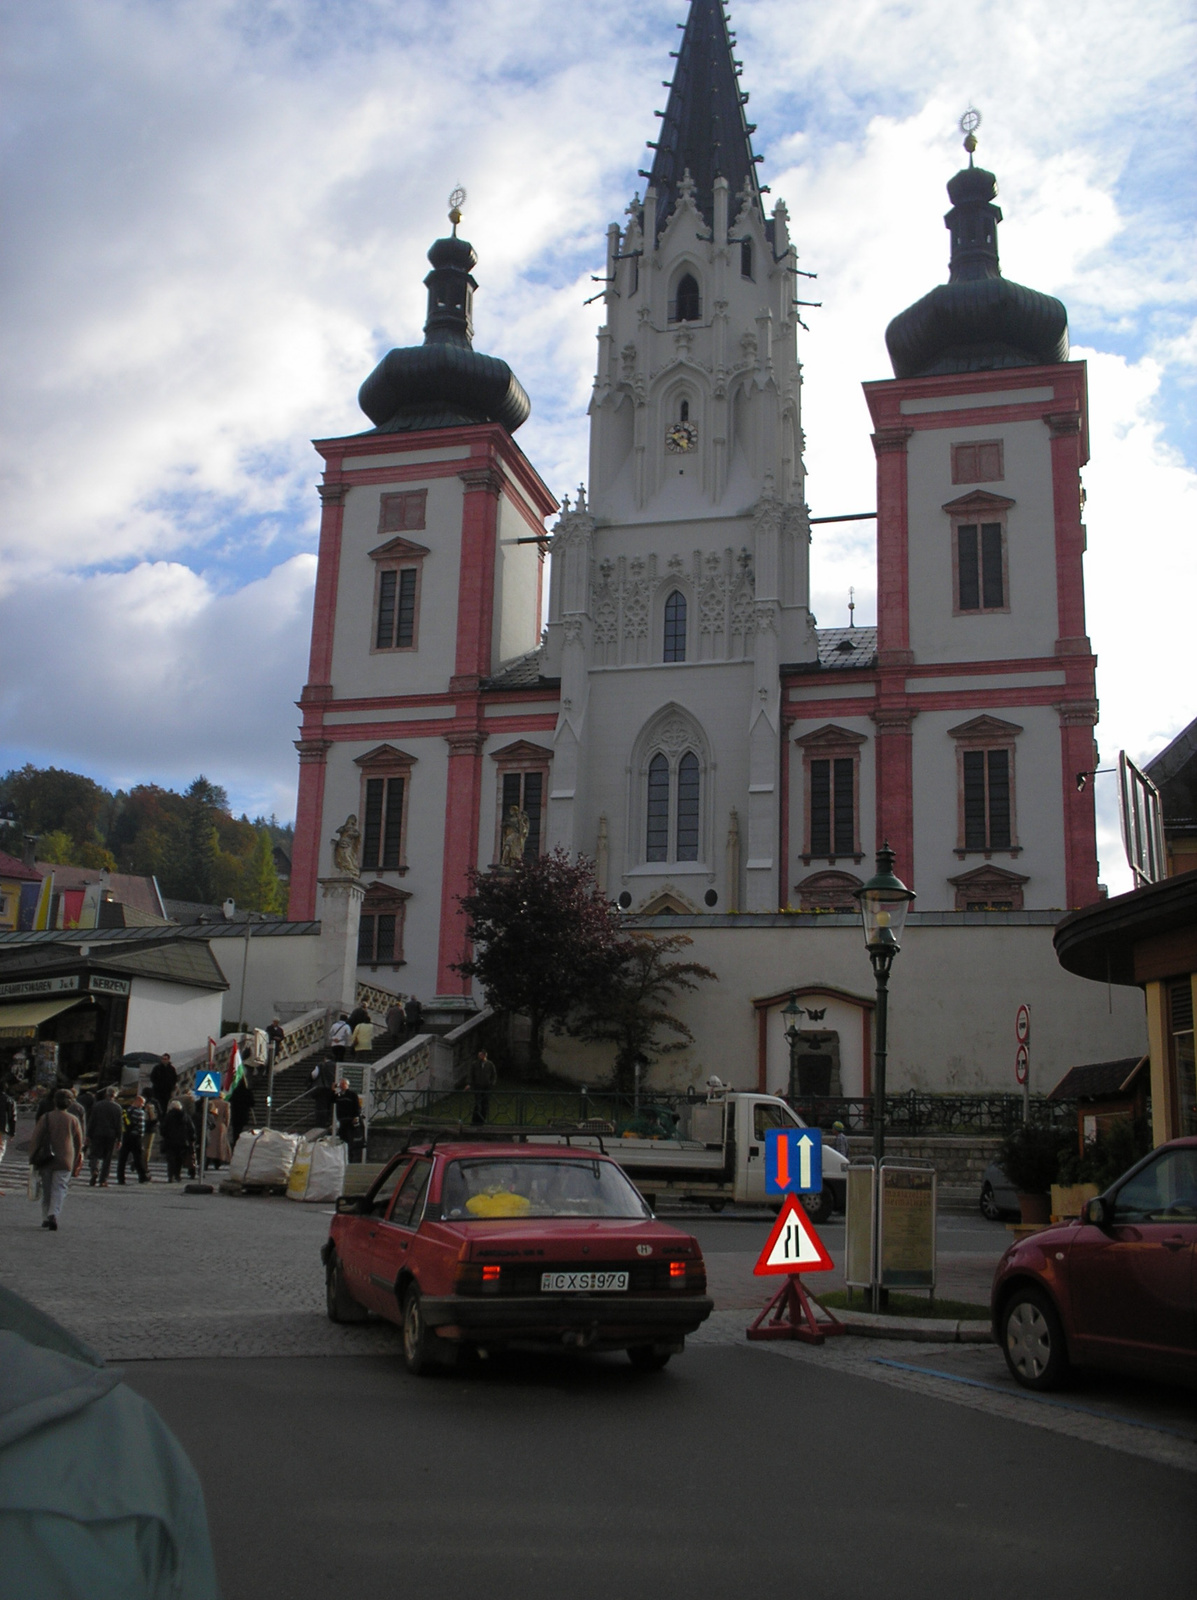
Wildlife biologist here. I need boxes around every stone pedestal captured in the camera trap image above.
[317,876,365,1015]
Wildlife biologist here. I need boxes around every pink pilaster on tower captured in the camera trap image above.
[452,463,505,689]
[436,729,487,994]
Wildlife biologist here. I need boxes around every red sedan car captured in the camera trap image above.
[321,1139,714,1373]
[992,1135,1197,1391]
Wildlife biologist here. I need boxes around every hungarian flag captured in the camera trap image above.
[222,1039,244,1096]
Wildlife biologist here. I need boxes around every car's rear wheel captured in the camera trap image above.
[627,1345,672,1372]
[401,1286,435,1375]
[980,1182,1002,1222]
[325,1254,368,1324]
[1001,1288,1069,1391]
[800,1188,833,1224]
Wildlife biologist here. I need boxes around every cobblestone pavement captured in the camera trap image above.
[3,1157,1193,1472]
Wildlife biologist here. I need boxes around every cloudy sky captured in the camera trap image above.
[1,0,1193,890]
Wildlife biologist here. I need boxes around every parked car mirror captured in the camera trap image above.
[1082,1196,1109,1227]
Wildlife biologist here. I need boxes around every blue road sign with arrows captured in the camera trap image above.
[194,1068,222,1097]
[765,1128,822,1195]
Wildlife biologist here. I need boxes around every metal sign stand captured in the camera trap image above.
[184,1067,221,1195]
[747,1276,845,1345]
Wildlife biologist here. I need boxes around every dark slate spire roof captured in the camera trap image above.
[885,135,1069,380]
[646,0,764,237]
[358,221,530,434]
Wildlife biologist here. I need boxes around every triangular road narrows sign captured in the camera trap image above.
[753,1194,835,1276]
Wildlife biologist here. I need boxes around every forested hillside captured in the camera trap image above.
[0,765,293,914]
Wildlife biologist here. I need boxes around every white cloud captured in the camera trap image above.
[0,0,1193,825]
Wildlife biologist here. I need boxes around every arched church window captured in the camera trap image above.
[673,274,701,323]
[646,754,670,862]
[740,238,753,279]
[676,752,700,860]
[679,399,689,422]
[663,590,687,663]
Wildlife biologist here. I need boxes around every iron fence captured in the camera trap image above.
[369,1085,1075,1138]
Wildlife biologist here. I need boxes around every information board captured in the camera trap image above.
[878,1164,936,1290]
[844,1164,876,1288]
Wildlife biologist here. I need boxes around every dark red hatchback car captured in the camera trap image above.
[992,1136,1197,1391]
[322,1139,714,1373]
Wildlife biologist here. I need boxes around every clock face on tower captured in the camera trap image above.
[665,420,698,454]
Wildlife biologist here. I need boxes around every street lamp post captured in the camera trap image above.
[782,993,803,1100]
[853,844,916,1312]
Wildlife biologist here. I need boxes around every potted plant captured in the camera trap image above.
[998,1124,1070,1225]
[1053,1117,1152,1217]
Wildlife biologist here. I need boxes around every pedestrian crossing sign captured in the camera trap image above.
[194,1069,222,1097]
[754,1194,835,1276]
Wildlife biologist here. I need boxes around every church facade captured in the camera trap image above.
[289,0,1145,1094]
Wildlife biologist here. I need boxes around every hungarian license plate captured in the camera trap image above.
[541,1270,628,1293]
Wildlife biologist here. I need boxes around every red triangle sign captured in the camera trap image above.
[753,1195,835,1276]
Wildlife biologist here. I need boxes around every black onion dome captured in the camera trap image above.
[358,231,530,434]
[885,157,1068,380]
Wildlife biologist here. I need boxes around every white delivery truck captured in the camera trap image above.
[537,1088,846,1220]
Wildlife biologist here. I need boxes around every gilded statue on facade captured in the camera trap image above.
[499,805,529,869]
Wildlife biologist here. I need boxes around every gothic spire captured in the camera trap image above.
[646,0,763,236]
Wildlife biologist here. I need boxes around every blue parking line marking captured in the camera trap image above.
[870,1358,1196,1443]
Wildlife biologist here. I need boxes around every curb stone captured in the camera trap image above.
[827,1307,993,1343]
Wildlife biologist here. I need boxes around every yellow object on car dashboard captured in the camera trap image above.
[466,1189,531,1218]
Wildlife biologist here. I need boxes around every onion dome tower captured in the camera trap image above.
[358,192,531,434]
[885,114,1069,379]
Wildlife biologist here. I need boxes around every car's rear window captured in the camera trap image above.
[440,1158,650,1221]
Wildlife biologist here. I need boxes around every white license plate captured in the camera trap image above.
[540,1271,628,1293]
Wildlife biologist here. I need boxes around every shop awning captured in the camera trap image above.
[0,996,83,1039]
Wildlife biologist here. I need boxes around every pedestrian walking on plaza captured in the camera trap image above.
[470,1049,497,1126]
[229,1071,256,1147]
[142,1094,160,1167]
[86,1086,124,1187]
[150,1053,178,1121]
[205,1097,232,1169]
[831,1120,851,1158]
[348,1003,370,1030]
[350,1015,374,1056]
[405,995,423,1034]
[311,1057,337,1129]
[117,1097,150,1185]
[384,998,406,1048]
[30,1089,83,1230]
[160,1100,196,1183]
[0,1079,16,1190]
[329,1014,352,1062]
[334,1077,364,1150]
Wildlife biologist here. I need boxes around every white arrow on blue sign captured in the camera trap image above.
[764,1127,822,1194]
[194,1069,222,1097]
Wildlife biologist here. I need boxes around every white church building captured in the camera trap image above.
[288,0,1146,1097]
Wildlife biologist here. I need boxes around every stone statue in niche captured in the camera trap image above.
[499,805,530,869]
[330,815,361,878]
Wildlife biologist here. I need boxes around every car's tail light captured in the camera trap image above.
[455,1262,502,1294]
[667,1257,706,1292]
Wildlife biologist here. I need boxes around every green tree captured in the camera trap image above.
[0,764,110,851]
[569,931,717,1094]
[36,829,77,866]
[455,852,624,1076]
[239,829,285,913]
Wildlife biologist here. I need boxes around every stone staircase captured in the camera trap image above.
[268,1041,394,1134]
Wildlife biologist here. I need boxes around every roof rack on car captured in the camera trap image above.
[388,1122,609,1156]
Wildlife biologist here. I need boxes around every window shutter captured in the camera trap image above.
[963,750,987,849]
[381,778,404,870]
[810,760,832,856]
[957,525,980,610]
[676,752,700,861]
[981,523,1004,609]
[376,570,397,649]
[646,755,669,861]
[362,779,385,871]
[987,749,1011,849]
[833,758,855,855]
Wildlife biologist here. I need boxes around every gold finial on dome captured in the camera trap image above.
[448,185,467,234]
[960,108,981,164]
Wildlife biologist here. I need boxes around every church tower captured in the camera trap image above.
[544,0,816,913]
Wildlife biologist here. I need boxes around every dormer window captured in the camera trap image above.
[671,274,701,323]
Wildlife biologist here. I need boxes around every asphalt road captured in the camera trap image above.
[125,1346,1197,1600]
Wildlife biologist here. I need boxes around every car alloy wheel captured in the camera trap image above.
[326,1255,368,1325]
[979,1183,1002,1222]
[800,1188,833,1224]
[1001,1289,1069,1391]
[402,1286,434,1375]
